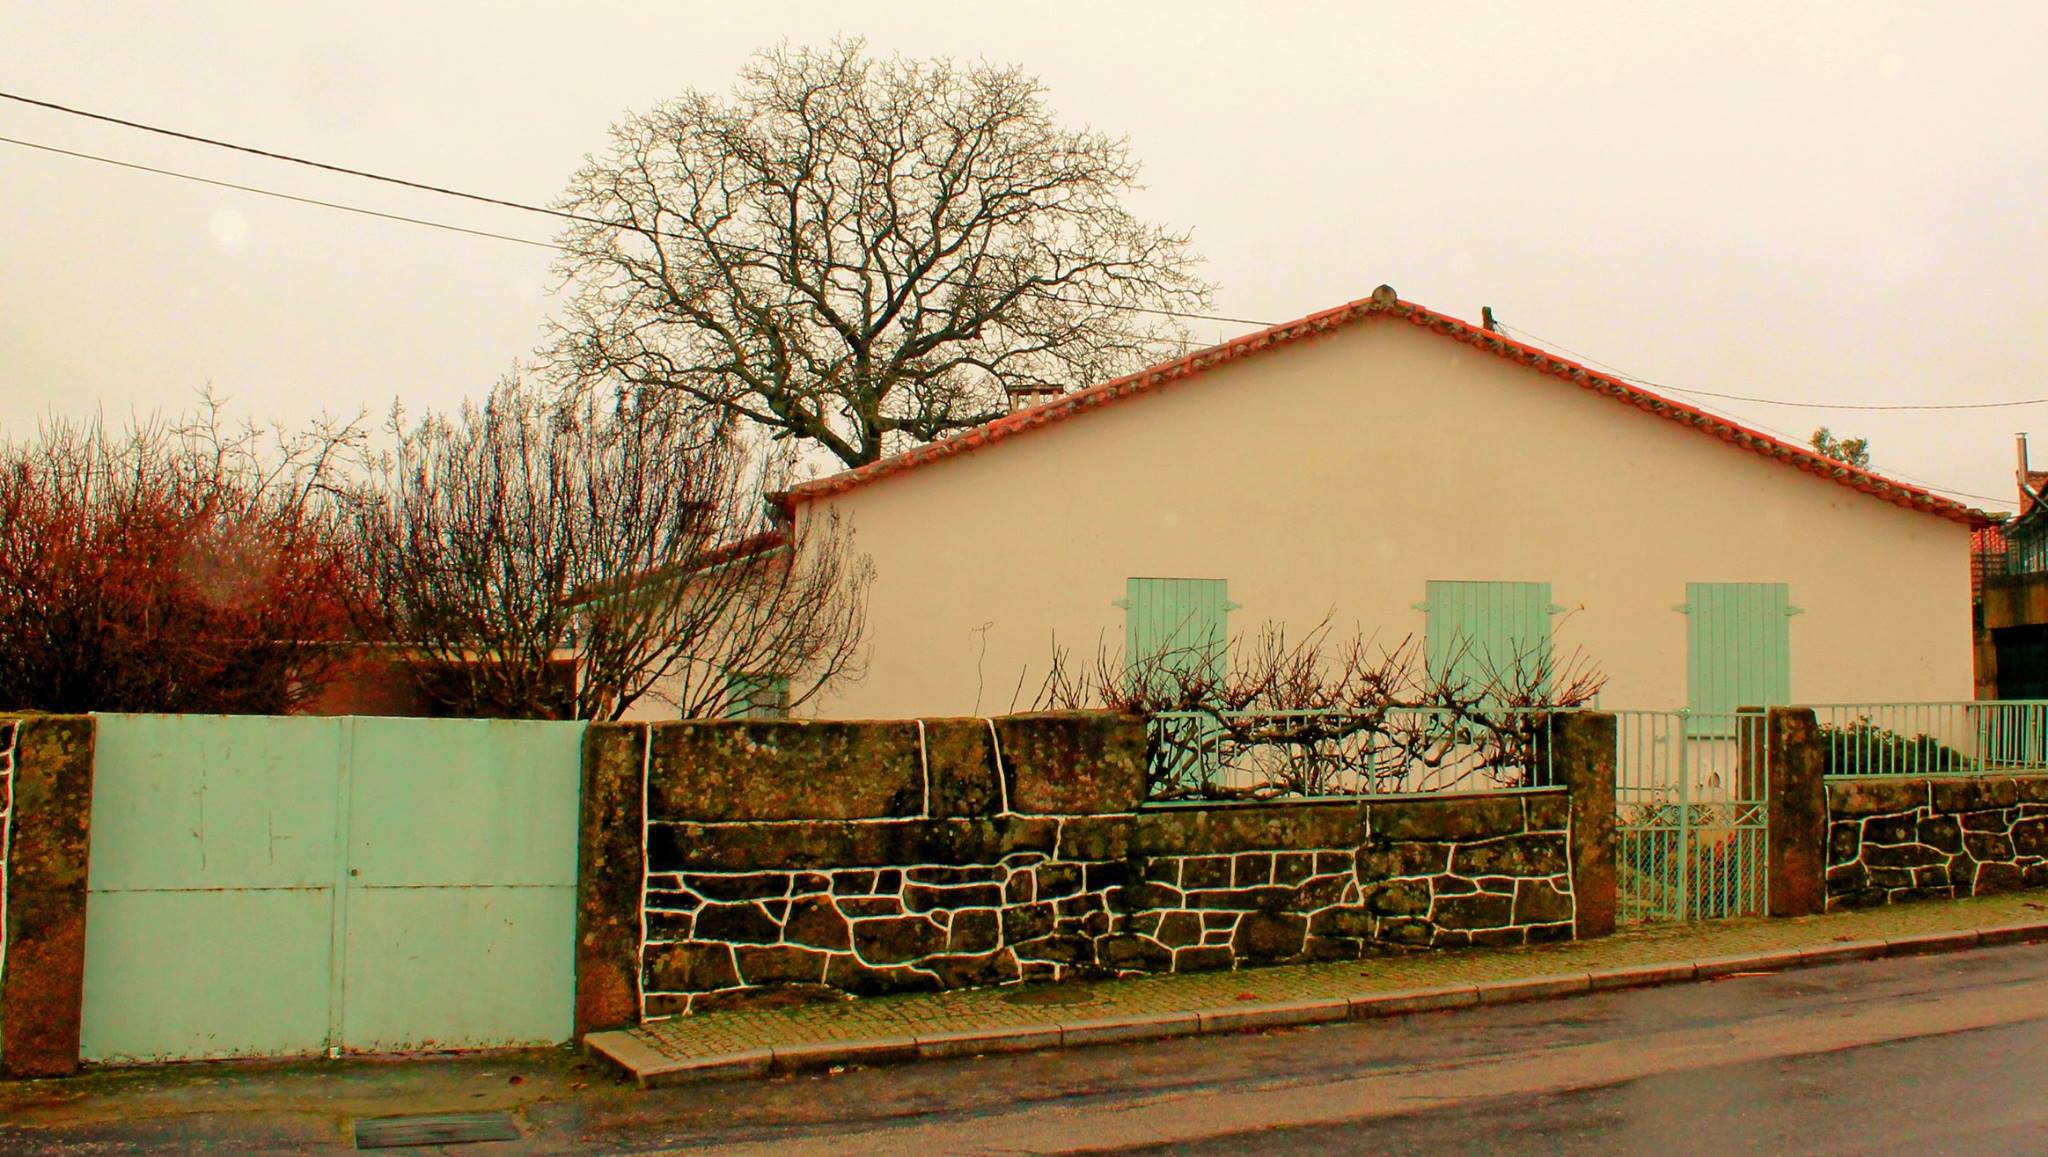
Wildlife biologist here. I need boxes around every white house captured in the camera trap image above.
[671,286,1990,721]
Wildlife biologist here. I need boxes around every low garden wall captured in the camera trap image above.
[1826,774,2048,909]
[11,704,2048,1074]
[1132,794,1576,966]
[0,715,97,1078]
[578,711,1616,1020]
[0,718,13,995]
[0,709,1617,1066]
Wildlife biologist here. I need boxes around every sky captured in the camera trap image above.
[1,0,2043,510]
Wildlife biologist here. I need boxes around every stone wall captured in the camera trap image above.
[0,715,97,1078]
[1826,775,2048,909]
[617,712,1587,1017]
[633,712,1146,1016]
[0,718,14,990]
[1129,794,1575,968]
[643,814,1127,1014]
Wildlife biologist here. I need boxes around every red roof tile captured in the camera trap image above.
[779,286,1995,528]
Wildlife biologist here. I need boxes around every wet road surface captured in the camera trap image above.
[4,941,2045,1153]
[1131,1015,2048,1154]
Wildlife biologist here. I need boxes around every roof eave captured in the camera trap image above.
[781,287,1996,529]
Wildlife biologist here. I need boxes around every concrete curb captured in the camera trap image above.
[586,1033,773,1089]
[584,919,2048,1088]
[1475,973,1591,1005]
[1349,985,1478,1017]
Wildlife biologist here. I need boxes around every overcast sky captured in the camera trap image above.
[2,1,2041,509]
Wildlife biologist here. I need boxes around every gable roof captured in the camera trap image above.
[778,285,1995,528]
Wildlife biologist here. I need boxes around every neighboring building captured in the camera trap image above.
[1973,438,2048,699]
[706,286,1994,719]
[299,647,579,718]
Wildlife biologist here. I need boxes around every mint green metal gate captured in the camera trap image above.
[79,715,585,1063]
[1614,710,1769,923]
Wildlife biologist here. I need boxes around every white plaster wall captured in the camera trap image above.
[771,320,1975,719]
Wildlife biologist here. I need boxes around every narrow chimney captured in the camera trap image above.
[2020,433,2035,515]
[1006,385,1062,412]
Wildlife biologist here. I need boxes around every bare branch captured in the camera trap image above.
[348,376,871,720]
[1034,616,1607,801]
[546,39,1213,468]
[0,393,366,713]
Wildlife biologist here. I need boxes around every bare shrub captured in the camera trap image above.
[1035,616,1605,799]
[0,393,362,713]
[352,377,869,720]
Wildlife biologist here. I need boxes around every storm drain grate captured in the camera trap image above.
[354,1112,521,1149]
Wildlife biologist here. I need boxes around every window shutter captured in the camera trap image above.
[1684,582,1792,722]
[724,672,791,720]
[1424,581,1555,700]
[1123,578,1233,694]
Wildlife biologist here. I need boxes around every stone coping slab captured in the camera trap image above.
[587,890,2048,1088]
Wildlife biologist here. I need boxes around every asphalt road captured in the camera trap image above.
[1138,1017,2048,1155]
[5,942,2047,1154]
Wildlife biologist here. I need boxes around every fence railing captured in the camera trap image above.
[1612,710,1769,922]
[1144,706,1565,801]
[1978,535,2048,582]
[1815,701,2048,778]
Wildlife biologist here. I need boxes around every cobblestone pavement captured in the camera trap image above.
[629,890,2048,1061]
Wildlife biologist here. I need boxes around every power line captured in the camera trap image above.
[1691,392,2046,413]
[1500,322,2046,413]
[0,89,612,228]
[1501,321,2011,505]
[0,134,560,249]
[1497,322,2013,506]
[2,95,2009,502]
[10,89,2029,414]
[0,90,1277,330]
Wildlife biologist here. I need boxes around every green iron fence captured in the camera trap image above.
[1614,710,1769,923]
[1814,701,2048,778]
[1979,532,2048,580]
[1144,706,1564,801]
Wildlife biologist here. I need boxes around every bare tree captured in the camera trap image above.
[352,376,869,721]
[0,393,362,714]
[547,39,1213,469]
[1036,617,1606,800]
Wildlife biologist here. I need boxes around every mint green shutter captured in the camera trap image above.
[1121,578,1233,693]
[1684,582,1793,716]
[724,672,790,719]
[1422,581,1554,698]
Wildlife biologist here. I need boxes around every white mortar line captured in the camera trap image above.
[1562,807,1580,933]
[985,718,1012,816]
[0,721,15,992]
[916,720,931,819]
[638,726,654,1024]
